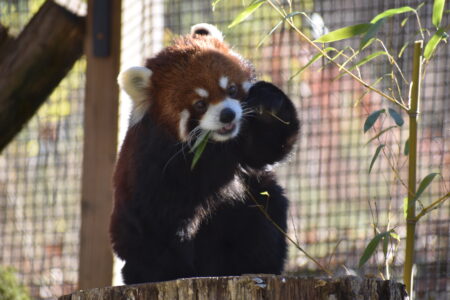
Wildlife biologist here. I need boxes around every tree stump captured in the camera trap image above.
[59,275,407,300]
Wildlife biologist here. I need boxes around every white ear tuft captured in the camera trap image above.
[117,66,152,103]
[190,23,223,41]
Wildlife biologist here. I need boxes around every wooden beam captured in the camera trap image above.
[78,0,121,289]
[0,1,84,152]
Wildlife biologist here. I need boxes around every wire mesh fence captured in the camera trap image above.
[0,0,448,299]
[121,0,449,299]
[0,0,85,298]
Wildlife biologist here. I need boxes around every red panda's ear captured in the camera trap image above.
[118,66,152,126]
[118,66,152,102]
[190,23,223,41]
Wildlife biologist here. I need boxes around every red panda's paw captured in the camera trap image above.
[245,81,297,126]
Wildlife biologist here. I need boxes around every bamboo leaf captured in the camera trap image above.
[290,47,336,80]
[432,0,445,28]
[315,23,371,43]
[260,191,270,197]
[398,41,410,58]
[211,0,223,11]
[424,27,448,59]
[414,173,440,201]
[228,0,266,28]
[403,197,408,217]
[360,19,385,49]
[364,109,386,133]
[257,20,283,48]
[190,131,211,170]
[404,138,410,155]
[369,144,385,174]
[370,6,416,24]
[382,235,389,257]
[354,76,385,107]
[359,231,390,268]
[388,108,404,126]
[365,126,397,145]
[351,51,388,71]
[390,231,400,241]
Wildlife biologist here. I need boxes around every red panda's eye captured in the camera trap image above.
[227,84,238,98]
[193,100,208,113]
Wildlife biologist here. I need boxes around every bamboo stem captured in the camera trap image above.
[403,40,423,298]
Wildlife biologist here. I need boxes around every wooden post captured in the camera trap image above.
[79,0,121,289]
[60,275,408,300]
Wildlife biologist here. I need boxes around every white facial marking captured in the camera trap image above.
[242,81,253,93]
[179,109,190,141]
[199,98,242,142]
[195,88,209,98]
[129,102,150,127]
[219,76,229,90]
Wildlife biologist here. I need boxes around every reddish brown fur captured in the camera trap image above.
[144,35,253,139]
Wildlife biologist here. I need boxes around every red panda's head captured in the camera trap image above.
[118,24,255,142]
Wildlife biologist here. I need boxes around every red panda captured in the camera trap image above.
[111,23,299,284]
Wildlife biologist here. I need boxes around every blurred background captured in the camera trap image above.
[0,0,448,299]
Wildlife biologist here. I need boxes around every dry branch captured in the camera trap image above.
[60,275,407,300]
[0,0,85,152]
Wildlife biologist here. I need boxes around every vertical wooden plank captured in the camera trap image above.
[79,0,121,289]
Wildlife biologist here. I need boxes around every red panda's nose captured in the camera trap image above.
[219,108,236,123]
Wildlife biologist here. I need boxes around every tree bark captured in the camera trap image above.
[0,0,85,152]
[59,275,407,300]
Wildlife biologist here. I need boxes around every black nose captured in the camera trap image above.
[220,108,236,123]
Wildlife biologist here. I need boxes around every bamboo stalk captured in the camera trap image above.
[403,40,423,298]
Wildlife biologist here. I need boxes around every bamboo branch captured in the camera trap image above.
[245,189,333,276]
[267,0,410,112]
[415,192,450,221]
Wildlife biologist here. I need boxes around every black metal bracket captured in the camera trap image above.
[92,0,111,57]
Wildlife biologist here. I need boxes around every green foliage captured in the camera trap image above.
[424,28,448,59]
[0,266,30,300]
[368,144,385,174]
[370,6,415,24]
[190,131,211,170]
[315,23,371,43]
[414,173,440,202]
[228,0,266,28]
[359,230,398,268]
[432,0,445,28]
[387,108,404,126]
[403,138,410,155]
[363,109,385,133]
[359,19,385,49]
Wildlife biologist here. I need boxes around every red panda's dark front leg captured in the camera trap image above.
[239,81,300,169]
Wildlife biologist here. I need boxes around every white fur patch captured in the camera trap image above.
[242,81,253,93]
[118,66,152,103]
[129,102,149,127]
[178,109,190,140]
[195,88,209,98]
[118,66,152,126]
[190,23,224,41]
[219,76,229,90]
[199,98,242,142]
